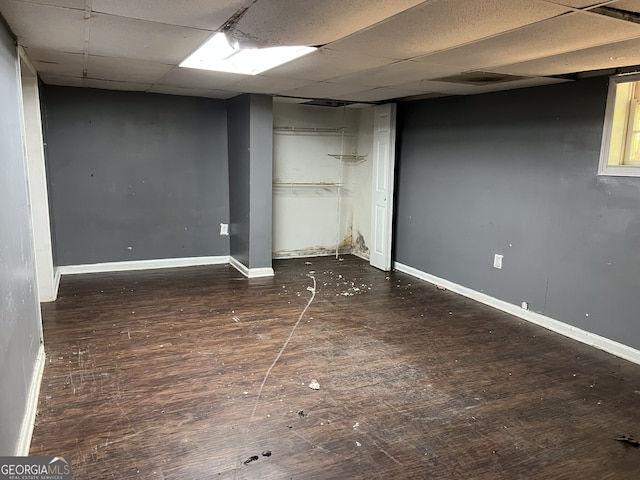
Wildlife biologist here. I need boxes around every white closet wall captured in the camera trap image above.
[350,108,374,259]
[272,102,373,259]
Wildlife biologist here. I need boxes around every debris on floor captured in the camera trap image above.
[436,285,446,291]
[262,450,272,457]
[356,441,362,447]
[242,276,317,453]
[615,435,640,448]
[309,379,320,390]
[297,410,308,418]
[243,456,259,464]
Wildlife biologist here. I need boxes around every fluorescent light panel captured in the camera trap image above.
[180,33,316,75]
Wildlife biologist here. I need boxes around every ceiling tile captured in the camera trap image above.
[345,103,375,108]
[37,73,160,93]
[491,36,640,76]
[610,0,640,12]
[91,0,250,30]
[23,47,84,77]
[400,92,451,101]
[465,76,571,95]
[13,0,85,8]
[542,0,614,7]
[333,87,423,102]
[273,97,315,104]
[327,0,570,60]
[415,11,640,71]
[199,91,240,99]
[264,48,396,82]
[88,12,211,63]
[3,0,627,100]
[228,75,311,95]
[391,79,486,95]
[87,56,173,83]
[38,73,84,87]
[83,78,151,91]
[278,82,366,100]
[148,85,238,99]
[0,0,85,53]
[427,85,489,95]
[398,77,571,97]
[156,67,243,90]
[230,0,425,47]
[333,61,464,87]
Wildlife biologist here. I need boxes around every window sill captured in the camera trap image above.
[598,165,640,177]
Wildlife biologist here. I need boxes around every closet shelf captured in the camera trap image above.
[273,126,353,135]
[327,154,367,163]
[273,182,344,187]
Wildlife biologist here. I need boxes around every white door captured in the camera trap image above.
[370,103,397,271]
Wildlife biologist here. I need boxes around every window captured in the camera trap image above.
[599,75,640,176]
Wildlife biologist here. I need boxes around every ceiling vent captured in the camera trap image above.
[591,6,640,25]
[430,71,530,86]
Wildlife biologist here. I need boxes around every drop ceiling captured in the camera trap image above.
[2,0,640,102]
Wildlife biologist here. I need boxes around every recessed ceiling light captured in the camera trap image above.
[179,32,316,75]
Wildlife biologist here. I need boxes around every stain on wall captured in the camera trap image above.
[353,230,369,258]
[273,229,353,258]
[272,102,373,259]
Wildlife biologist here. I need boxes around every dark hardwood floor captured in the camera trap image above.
[30,255,640,479]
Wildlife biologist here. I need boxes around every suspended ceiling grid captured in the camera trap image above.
[1,0,640,102]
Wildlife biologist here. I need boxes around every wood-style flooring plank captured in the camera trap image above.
[30,256,640,479]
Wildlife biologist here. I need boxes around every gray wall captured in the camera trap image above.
[43,86,230,265]
[227,94,273,269]
[227,95,251,267]
[248,94,273,269]
[0,20,43,454]
[39,78,57,267]
[396,77,640,350]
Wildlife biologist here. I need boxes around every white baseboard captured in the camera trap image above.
[41,267,61,303]
[394,262,640,366]
[58,256,229,275]
[15,344,45,456]
[53,267,60,300]
[272,248,351,259]
[229,256,274,278]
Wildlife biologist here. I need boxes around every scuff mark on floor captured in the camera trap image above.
[240,276,317,463]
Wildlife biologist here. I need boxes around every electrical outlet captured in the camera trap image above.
[220,223,229,235]
[493,254,503,269]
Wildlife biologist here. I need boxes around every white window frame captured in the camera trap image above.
[598,73,640,177]
[623,98,640,167]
